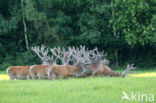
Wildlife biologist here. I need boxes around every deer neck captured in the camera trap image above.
[74,62,85,77]
[74,62,82,71]
[92,60,102,69]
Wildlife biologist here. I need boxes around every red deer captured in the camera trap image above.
[30,65,52,79]
[30,46,57,79]
[7,66,31,80]
[30,46,71,80]
[31,45,57,65]
[48,46,92,80]
[30,46,90,80]
[88,48,136,77]
[7,45,55,80]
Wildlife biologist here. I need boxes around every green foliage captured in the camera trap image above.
[112,0,156,45]
[0,50,40,70]
[0,0,155,70]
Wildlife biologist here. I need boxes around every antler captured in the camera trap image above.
[48,55,57,65]
[89,47,109,65]
[73,45,91,64]
[50,47,72,65]
[32,45,50,65]
[121,63,136,77]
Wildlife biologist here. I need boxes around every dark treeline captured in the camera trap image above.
[0,0,155,70]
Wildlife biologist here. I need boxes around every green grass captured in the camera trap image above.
[1,69,156,103]
[0,71,7,74]
[0,77,156,103]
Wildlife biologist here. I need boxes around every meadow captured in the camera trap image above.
[0,70,156,103]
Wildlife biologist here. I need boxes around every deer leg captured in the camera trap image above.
[32,76,37,79]
[8,72,16,80]
[10,75,16,80]
[26,75,30,80]
[92,71,96,77]
[50,73,56,81]
[37,73,41,80]
[30,72,37,80]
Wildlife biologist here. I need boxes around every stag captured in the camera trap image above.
[30,45,57,79]
[48,46,93,80]
[50,46,73,65]
[30,46,73,80]
[7,45,56,80]
[32,45,56,65]
[88,48,136,77]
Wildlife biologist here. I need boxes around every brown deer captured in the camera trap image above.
[30,46,58,79]
[30,46,72,80]
[7,66,31,80]
[7,45,55,80]
[88,48,136,77]
[47,46,92,80]
[30,65,53,79]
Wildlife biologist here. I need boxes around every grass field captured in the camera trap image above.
[0,70,156,103]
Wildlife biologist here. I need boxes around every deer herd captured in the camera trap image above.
[7,45,136,80]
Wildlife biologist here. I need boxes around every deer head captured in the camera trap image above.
[72,45,92,77]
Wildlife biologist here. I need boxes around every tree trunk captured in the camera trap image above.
[21,0,29,50]
[111,1,118,66]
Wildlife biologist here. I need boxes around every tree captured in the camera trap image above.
[112,0,156,46]
[21,0,29,50]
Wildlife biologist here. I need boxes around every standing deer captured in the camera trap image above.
[48,46,93,80]
[7,45,55,80]
[30,65,53,79]
[7,66,31,80]
[30,46,57,79]
[30,46,72,80]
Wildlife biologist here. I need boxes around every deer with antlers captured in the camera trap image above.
[7,45,55,80]
[30,45,57,79]
[47,46,93,80]
[30,46,73,80]
[88,48,136,77]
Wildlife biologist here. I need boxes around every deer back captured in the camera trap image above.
[7,66,30,76]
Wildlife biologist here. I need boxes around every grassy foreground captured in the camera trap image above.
[0,70,156,103]
[0,76,156,103]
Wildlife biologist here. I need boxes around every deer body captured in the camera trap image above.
[49,65,76,78]
[89,59,135,77]
[7,66,31,80]
[89,64,120,77]
[30,65,53,79]
[48,62,89,79]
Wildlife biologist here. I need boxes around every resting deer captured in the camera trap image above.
[89,48,136,77]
